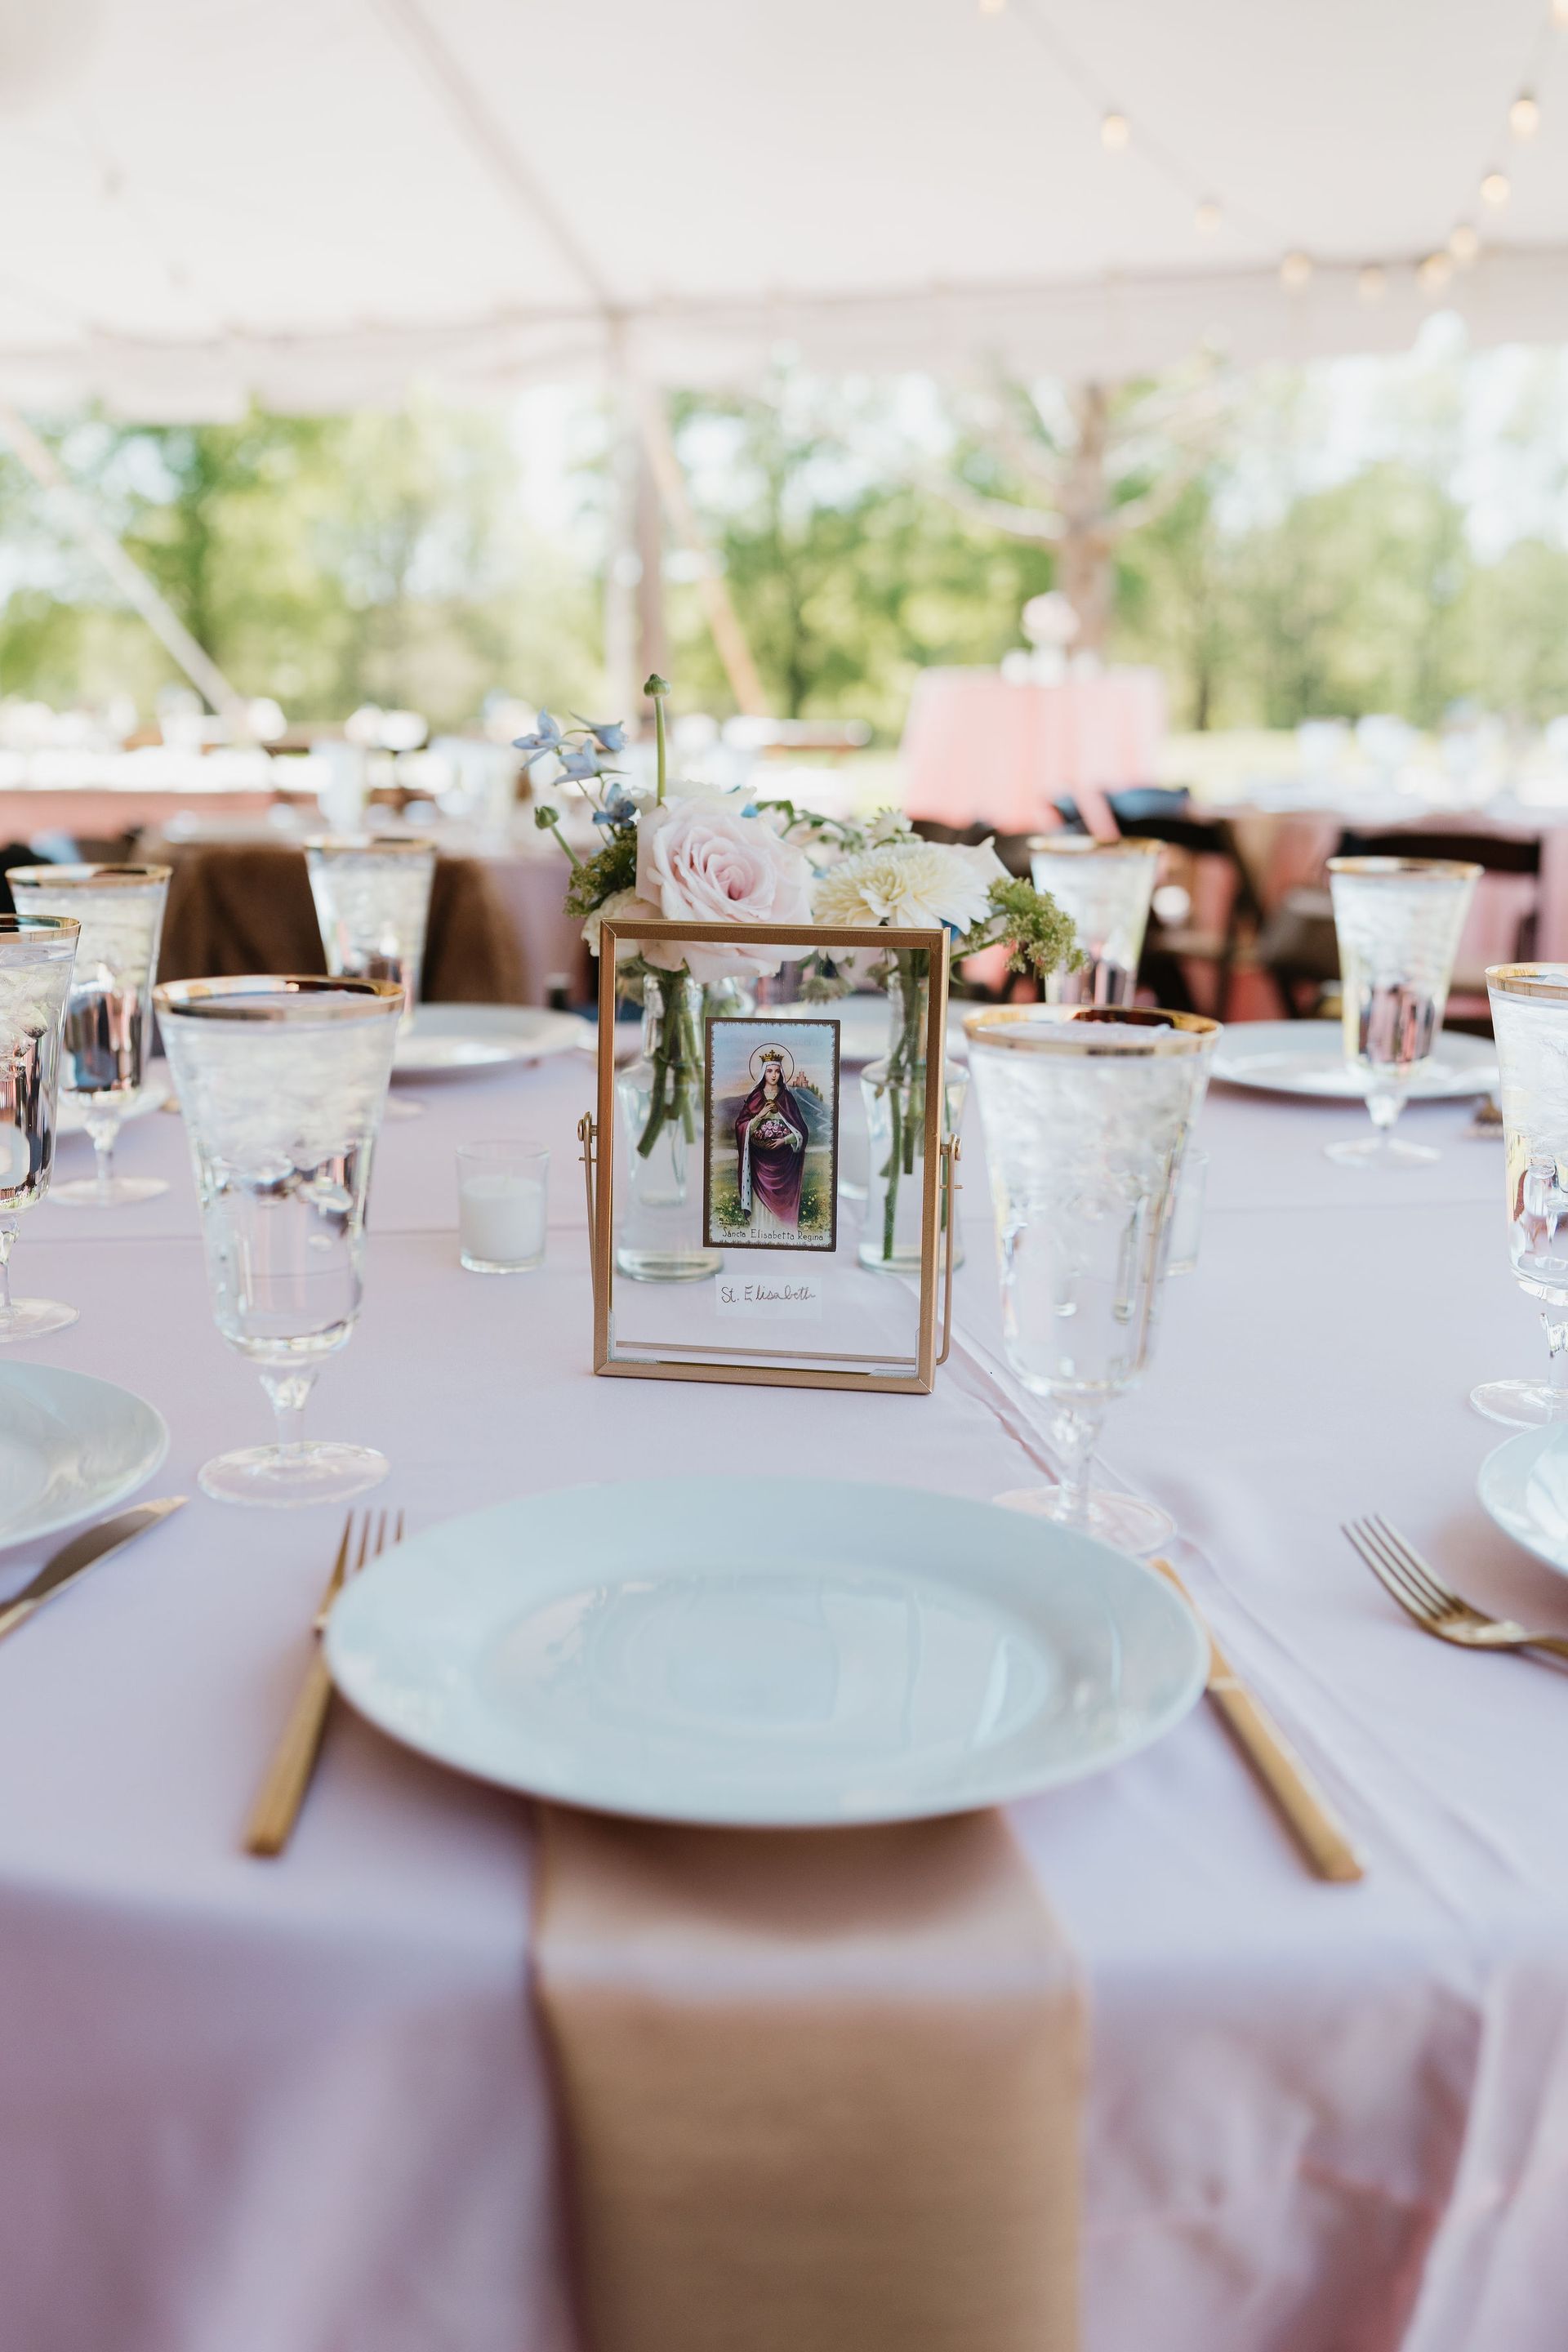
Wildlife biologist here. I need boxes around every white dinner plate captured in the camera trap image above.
[1477,1425,1568,1579]
[393,1003,590,1078]
[1211,1019,1497,1101]
[0,1364,169,1552]
[326,1477,1207,1827]
[56,1065,173,1134]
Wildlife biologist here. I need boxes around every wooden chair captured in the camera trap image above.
[1119,813,1265,1019]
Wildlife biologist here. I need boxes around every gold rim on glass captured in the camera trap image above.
[1486,963,1568,1004]
[1326,857,1484,881]
[154,974,405,1022]
[964,1004,1219,1054]
[7,865,172,890]
[0,914,80,947]
[1025,835,1162,859]
[302,836,437,858]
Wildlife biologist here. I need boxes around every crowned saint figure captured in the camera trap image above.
[735,1045,808,1239]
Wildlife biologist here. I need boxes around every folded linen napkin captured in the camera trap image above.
[533,1804,1082,2352]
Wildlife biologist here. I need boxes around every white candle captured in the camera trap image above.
[459,1172,546,1271]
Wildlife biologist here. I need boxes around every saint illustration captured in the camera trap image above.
[735,1045,808,1240]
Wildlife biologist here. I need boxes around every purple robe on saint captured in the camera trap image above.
[735,1076,808,1227]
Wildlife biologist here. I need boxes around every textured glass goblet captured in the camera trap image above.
[966,1004,1218,1553]
[8,864,171,1207]
[1325,857,1479,1166]
[305,835,436,1013]
[0,915,79,1339]
[1028,836,1161,1008]
[154,976,403,1507]
[306,836,435,1124]
[1472,966,1568,1427]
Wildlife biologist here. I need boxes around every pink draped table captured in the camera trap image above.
[2,1047,1568,2347]
[899,666,1167,837]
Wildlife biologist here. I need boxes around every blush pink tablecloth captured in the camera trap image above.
[900,668,1166,838]
[6,1052,1568,2351]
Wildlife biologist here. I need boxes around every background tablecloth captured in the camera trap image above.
[899,668,1166,835]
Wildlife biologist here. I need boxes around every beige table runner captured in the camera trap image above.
[533,1805,1083,2352]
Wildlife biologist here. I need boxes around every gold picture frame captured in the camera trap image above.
[578,917,960,1393]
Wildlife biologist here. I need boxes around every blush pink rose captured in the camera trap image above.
[636,799,813,981]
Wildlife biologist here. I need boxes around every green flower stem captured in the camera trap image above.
[646,672,670,806]
[542,813,582,867]
[876,947,931,1262]
[636,969,697,1160]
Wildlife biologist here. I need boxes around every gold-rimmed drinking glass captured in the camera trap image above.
[1472,964,1568,1427]
[7,864,172,1207]
[966,1004,1218,1554]
[1027,835,1161,1007]
[304,835,436,1013]
[154,975,403,1507]
[1325,856,1480,1166]
[0,915,79,1339]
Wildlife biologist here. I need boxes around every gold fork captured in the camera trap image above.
[1344,1515,1568,1663]
[243,1506,403,1856]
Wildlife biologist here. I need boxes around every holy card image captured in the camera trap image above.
[703,1018,840,1252]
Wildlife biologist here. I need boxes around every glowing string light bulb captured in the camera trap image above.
[1194,198,1221,234]
[1449,221,1480,265]
[1357,265,1387,305]
[1509,91,1541,140]
[1418,251,1454,295]
[1280,250,1313,291]
[1481,169,1511,207]
[978,0,1007,16]
[1100,110,1130,150]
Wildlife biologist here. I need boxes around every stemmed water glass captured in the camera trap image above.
[154,975,404,1506]
[1027,836,1161,1006]
[7,864,171,1207]
[305,835,435,1011]
[306,835,436,1120]
[965,1004,1218,1553]
[0,915,79,1339]
[1325,857,1479,1165]
[1471,965,1568,1428]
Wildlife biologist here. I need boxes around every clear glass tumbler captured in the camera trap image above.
[7,864,171,1207]
[1326,857,1479,1165]
[966,1004,1218,1553]
[0,915,79,1340]
[457,1140,549,1273]
[154,975,403,1506]
[305,835,436,1013]
[1028,836,1161,1007]
[1472,965,1568,1427]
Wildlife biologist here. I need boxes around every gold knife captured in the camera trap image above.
[0,1495,188,1643]
[1153,1556,1365,1882]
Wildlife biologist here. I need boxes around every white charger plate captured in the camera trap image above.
[1212,1019,1497,1101]
[393,1003,590,1078]
[0,1365,169,1552]
[1477,1425,1568,1578]
[56,1066,173,1134]
[326,1477,1206,1827]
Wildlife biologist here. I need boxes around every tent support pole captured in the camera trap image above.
[0,404,258,744]
[635,386,769,717]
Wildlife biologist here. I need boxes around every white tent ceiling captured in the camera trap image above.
[3,0,1568,413]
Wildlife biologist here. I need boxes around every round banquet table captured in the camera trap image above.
[3,1042,1568,2352]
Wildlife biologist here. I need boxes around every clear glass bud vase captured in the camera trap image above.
[615,970,724,1283]
[858,952,966,1273]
